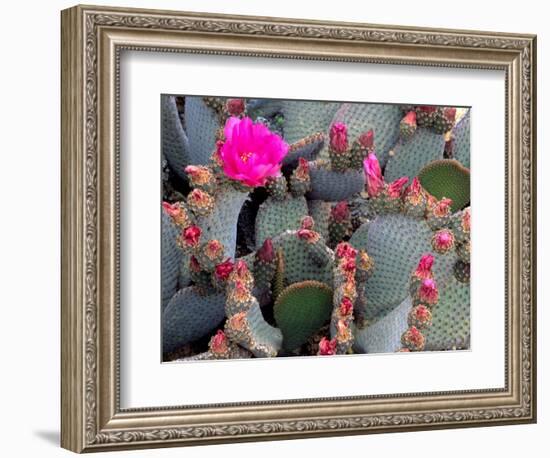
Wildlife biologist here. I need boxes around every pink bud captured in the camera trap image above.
[335,242,358,260]
[184,165,213,186]
[444,107,457,122]
[318,337,337,356]
[204,239,224,259]
[182,226,202,247]
[214,258,234,281]
[329,122,348,153]
[257,238,275,263]
[234,260,249,277]
[403,326,425,349]
[358,129,374,149]
[433,198,453,217]
[341,257,356,273]
[363,153,384,198]
[403,110,417,126]
[419,278,439,305]
[340,297,354,316]
[210,330,229,354]
[414,254,434,280]
[387,177,409,198]
[331,201,350,222]
[162,201,180,218]
[432,229,455,253]
[226,98,245,116]
[297,228,318,242]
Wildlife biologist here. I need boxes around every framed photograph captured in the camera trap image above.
[61,4,537,453]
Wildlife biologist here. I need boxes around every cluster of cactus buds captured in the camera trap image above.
[400,254,440,351]
[328,122,374,172]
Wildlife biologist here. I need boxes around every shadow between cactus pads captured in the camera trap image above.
[274,280,333,351]
[419,159,470,212]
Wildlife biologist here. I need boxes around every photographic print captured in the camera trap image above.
[161,96,471,361]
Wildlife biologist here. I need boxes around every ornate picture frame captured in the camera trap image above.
[61,4,537,453]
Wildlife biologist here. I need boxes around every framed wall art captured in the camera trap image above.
[61,4,537,453]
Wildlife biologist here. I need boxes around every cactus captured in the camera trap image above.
[161,97,470,360]
[385,128,446,182]
[274,281,334,351]
[162,287,226,353]
[419,159,470,212]
[255,196,308,248]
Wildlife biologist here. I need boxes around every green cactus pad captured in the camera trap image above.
[307,200,332,240]
[330,103,402,166]
[284,133,325,166]
[161,96,190,180]
[274,281,334,351]
[162,211,184,309]
[162,287,226,353]
[350,214,453,320]
[184,96,221,165]
[353,297,411,354]
[272,231,334,286]
[197,188,249,259]
[423,262,470,351]
[255,196,308,249]
[384,128,446,182]
[419,159,470,212]
[281,100,341,144]
[452,111,471,168]
[308,162,365,201]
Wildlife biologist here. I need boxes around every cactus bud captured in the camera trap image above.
[418,278,439,306]
[318,337,337,356]
[329,122,348,153]
[187,188,215,216]
[432,228,456,254]
[180,225,202,249]
[401,326,426,351]
[225,98,245,116]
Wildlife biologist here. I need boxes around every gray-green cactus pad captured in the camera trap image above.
[272,231,334,286]
[161,96,190,180]
[308,163,365,201]
[255,196,308,250]
[331,103,402,166]
[163,287,226,353]
[350,214,440,320]
[184,96,220,165]
[353,297,411,354]
[453,110,470,168]
[307,200,332,240]
[197,189,248,259]
[282,100,341,144]
[162,211,183,310]
[384,128,446,182]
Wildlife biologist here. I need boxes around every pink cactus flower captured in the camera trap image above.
[210,330,229,354]
[331,201,350,222]
[358,129,374,149]
[219,116,288,187]
[419,278,439,305]
[182,226,202,248]
[432,229,455,253]
[329,122,348,153]
[340,297,354,316]
[214,258,234,281]
[318,337,337,356]
[335,242,357,260]
[363,153,384,198]
[225,98,245,116]
[387,177,409,198]
[414,254,434,279]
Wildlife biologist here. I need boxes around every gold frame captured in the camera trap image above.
[61,4,537,453]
